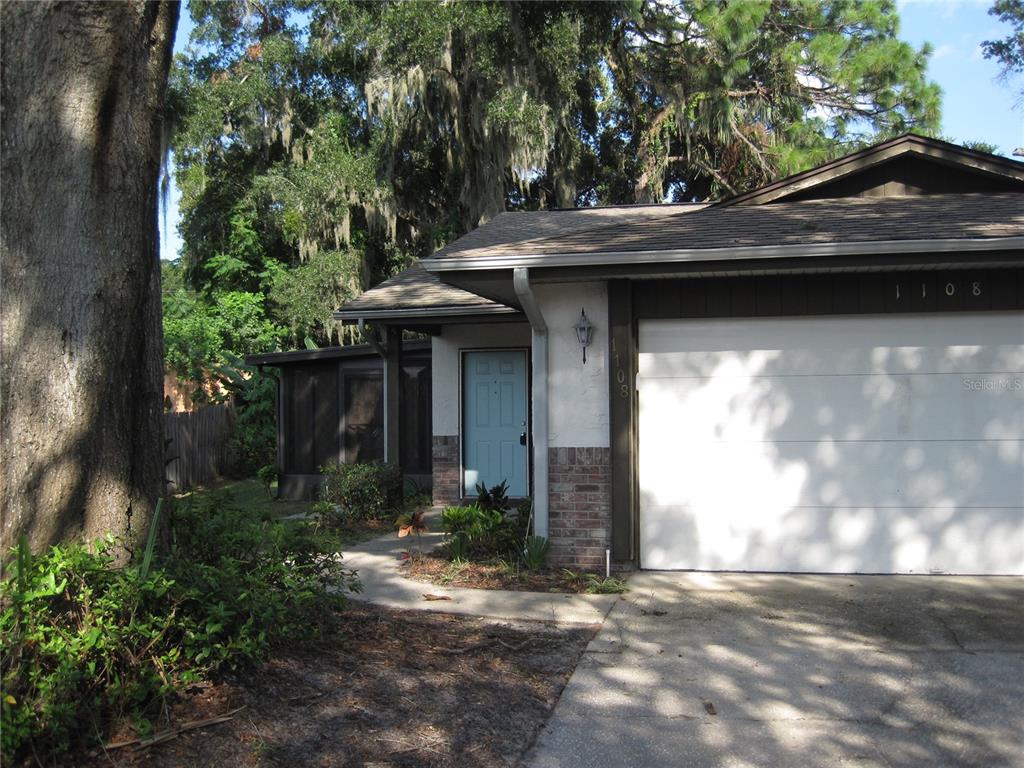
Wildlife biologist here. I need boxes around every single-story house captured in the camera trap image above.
[335,134,1024,575]
[248,341,432,499]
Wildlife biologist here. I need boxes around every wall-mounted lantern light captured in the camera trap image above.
[574,308,594,364]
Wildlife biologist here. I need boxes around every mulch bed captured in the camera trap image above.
[400,552,587,593]
[87,604,596,768]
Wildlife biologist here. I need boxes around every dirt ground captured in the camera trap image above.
[401,553,582,593]
[88,604,596,768]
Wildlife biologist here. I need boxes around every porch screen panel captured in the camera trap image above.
[286,367,316,474]
[313,366,340,469]
[343,374,383,463]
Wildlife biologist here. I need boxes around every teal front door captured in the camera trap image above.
[463,350,528,497]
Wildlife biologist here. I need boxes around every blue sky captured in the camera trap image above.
[159,1,1024,261]
[898,0,1023,154]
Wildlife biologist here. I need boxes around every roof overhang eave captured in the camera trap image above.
[420,236,1024,273]
[333,304,519,323]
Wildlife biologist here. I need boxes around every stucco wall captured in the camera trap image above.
[534,282,610,448]
[431,322,532,436]
[430,285,610,446]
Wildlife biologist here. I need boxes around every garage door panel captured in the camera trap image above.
[639,347,1024,380]
[639,503,1024,574]
[640,314,1024,361]
[641,438,1021,512]
[639,373,1021,443]
[638,312,1024,575]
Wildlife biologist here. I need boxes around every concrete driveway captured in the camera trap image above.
[526,572,1024,768]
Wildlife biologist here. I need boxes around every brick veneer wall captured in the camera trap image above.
[432,435,460,506]
[548,447,611,570]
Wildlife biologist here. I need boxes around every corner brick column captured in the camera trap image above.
[432,436,460,507]
[547,447,612,571]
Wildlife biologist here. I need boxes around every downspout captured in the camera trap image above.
[512,267,549,540]
[358,318,392,461]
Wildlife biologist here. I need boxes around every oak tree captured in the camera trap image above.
[1,1,179,555]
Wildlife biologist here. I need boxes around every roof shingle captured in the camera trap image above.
[430,194,1024,262]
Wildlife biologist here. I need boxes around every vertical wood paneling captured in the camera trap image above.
[292,368,315,473]
[313,366,339,470]
[633,268,1023,320]
[805,275,834,315]
[163,404,232,491]
[755,276,783,316]
[780,275,808,315]
[679,278,707,317]
[608,280,636,562]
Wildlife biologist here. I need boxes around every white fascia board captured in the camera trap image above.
[334,304,518,321]
[420,236,1024,272]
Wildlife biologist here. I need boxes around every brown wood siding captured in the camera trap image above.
[785,155,1024,201]
[633,268,1023,320]
[607,280,636,563]
[288,367,316,474]
[401,362,432,474]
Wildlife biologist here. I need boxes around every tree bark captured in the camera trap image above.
[1,1,179,557]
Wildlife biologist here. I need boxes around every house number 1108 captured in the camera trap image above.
[895,281,982,299]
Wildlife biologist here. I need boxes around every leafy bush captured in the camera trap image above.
[256,464,278,499]
[166,492,360,664]
[1,539,179,760]
[1,494,359,763]
[320,461,402,521]
[220,364,278,476]
[440,504,527,561]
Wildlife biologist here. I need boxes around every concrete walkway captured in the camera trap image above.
[338,513,618,626]
[525,571,1024,768]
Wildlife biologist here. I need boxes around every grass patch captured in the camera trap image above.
[180,478,309,520]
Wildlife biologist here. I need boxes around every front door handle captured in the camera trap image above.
[520,432,527,446]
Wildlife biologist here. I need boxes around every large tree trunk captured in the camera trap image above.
[1,1,179,558]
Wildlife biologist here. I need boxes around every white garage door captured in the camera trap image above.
[638,312,1024,574]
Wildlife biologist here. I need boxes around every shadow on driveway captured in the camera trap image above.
[526,573,1024,768]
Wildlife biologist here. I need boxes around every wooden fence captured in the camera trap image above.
[164,404,233,491]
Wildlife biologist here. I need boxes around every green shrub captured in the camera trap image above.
[475,480,510,512]
[1,538,179,760]
[256,464,278,499]
[207,362,280,477]
[522,535,549,571]
[403,478,432,510]
[1,494,359,764]
[440,504,526,561]
[166,492,360,666]
[319,461,402,521]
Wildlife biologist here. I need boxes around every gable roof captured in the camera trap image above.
[718,133,1024,207]
[337,136,1024,323]
[334,261,518,320]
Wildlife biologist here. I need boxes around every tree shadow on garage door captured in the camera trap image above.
[636,313,1023,574]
